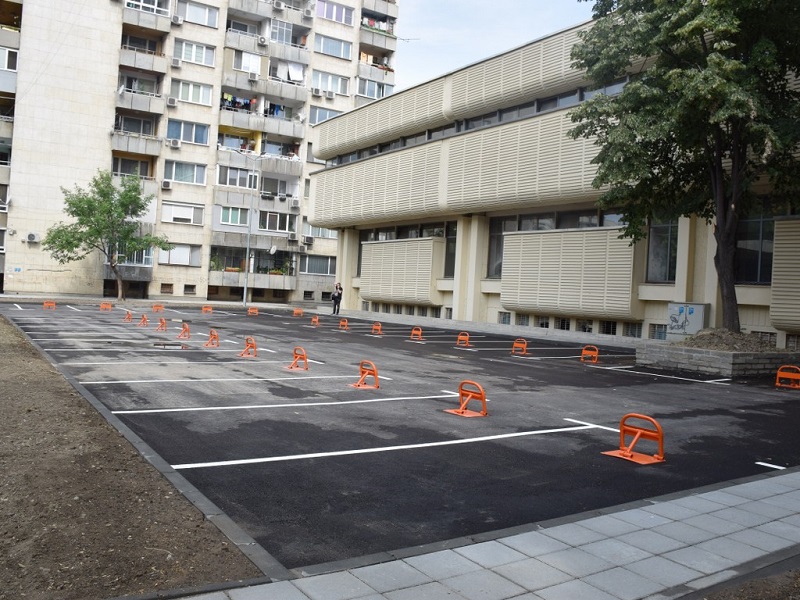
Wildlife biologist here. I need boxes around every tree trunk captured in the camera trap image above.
[110,264,125,301]
[713,223,741,333]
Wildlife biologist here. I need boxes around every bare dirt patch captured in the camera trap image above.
[0,314,261,600]
[672,328,783,353]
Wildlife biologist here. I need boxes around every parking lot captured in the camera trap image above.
[4,301,799,572]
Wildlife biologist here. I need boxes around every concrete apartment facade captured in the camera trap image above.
[0,0,398,304]
[311,21,800,349]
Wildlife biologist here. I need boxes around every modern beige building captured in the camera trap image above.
[0,0,398,304]
[311,21,800,349]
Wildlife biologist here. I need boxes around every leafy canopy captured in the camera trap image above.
[569,0,800,241]
[44,170,171,267]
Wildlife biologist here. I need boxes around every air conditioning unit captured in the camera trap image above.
[26,232,41,243]
[248,72,259,82]
[302,235,314,245]
[169,138,181,148]
[288,232,297,241]
[311,87,322,97]
[273,0,285,10]
[260,192,274,200]
[161,180,172,190]
[297,244,307,253]
[166,96,179,107]
[290,198,300,209]
[171,14,183,25]
[303,8,314,19]
[257,36,267,46]
[171,57,182,68]
[325,90,335,99]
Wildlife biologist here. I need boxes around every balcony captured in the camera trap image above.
[116,89,165,114]
[111,131,163,156]
[119,46,168,74]
[0,27,20,50]
[122,3,172,34]
[358,61,395,85]
[268,41,310,66]
[219,108,305,139]
[103,264,153,282]
[361,0,399,19]
[0,115,12,139]
[227,0,274,20]
[112,174,159,200]
[217,148,303,177]
[359,27,397,53]
[0,69,15,94]
[208,269,296,291]
[221,72,309,104]
[0,162,9,185]
[225,30,269,56]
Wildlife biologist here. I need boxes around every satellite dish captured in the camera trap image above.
[269,245,277,255]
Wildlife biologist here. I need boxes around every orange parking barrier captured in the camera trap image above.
[287,346,309,370]
[156,318,167,332]
[310,315,320,327]
[456,331,471,347]
[776,365,800,389]
[581,345,599,363]
[293,308,304,317]
[351,360,380,389]
[602,413,665,465]
[42,301,56,310]
[204,329,219,348]
[339,318,349,331]
[202,305,213,315]
[123,310,132,323]
[511,338,529,355]
[99,302,113,312]
[137,314,149,327]
[247,307,259,316]
[445,380,488,418]
[371,322,383,335]
[177,322,190,339]
[410,326,424,341]
[239,336,257,357]
[152,304,164,313]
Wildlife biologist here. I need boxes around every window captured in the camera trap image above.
[271,20,293,45]
[309,106,342,125]
[0,228,5,252]
[170,80,213,105]
[649,323,667,340]
[176,0,218,27]
[122,34,157,53]
[314,34,352,60]
[577,319,593,333]
[120,74,158,95]
[116,114,154,136]
[312,70,349,95]
[113,244,153,266]
[227,19,258,35]
[164,160,206,184]
[600,320,617,335]
[260,177,287,195]
[516,314,530,326]
[317,0,354,25]
[304,291,314,300]
[220,206,249,226]
[160,283,174,294]
[300,255,336,275]
[735,200,775,284]
[357,79,393,99]
[184,284,196,295]
[162,202,203,225]
[555,317,570,331]
[233,50,261,73]
[218,166,257,189]
[125,0,170,16]
[174,40,215,66]
[112,157,150,177]
[405,306,415,316]
[623,322,643,338]
[497,311,511,325]
[445,307,453,320]
[258,211,296,232]
[519,213,555,231]
[583,77,628,101]
[159,244,202,267]
[536,316,550,328]
[303,218,338,239]
[167,119,209,145]
[444,221,457,278]
[487,216,516,278]
[557,210,598,229]
[418,307,428,317]
[646,218,678,282]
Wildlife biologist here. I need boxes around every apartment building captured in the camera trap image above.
[310,21,800,348]
[0,0,398,303]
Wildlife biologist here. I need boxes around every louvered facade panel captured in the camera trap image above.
[361,238,445,305]
[501,229,635,319]
[769,219,800,332]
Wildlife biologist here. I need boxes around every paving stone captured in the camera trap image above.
[695,490,750,507]
[454,541,527,568]
[441,569,526,600]
[761,519,800,542]
[686,570,739,590]
[728,527,798,552]
[293,572,378,600]
[642,502,701,521]
[669,496,727,514]
[537,547,614,578]
[385,581,468,600]
[626,555,703,588]
[615,529,686,554]
[579,538,653,566]
[404,550,481,580]
[580,515,642,537]
[540,523,605,546]
[696,537,767,563]
[582,567,663,600]
[499,531,570,557]
[492,558,572,592]
[710,507,774,528]
[682,513,746,536]
[352,561,431,593]
[612,509,673,529]
[536,579,618,600]
[661,547,737,575]
[650,521,718,545]
[724,481,795,500]
[748,497,800,518]
[230,581,311,600]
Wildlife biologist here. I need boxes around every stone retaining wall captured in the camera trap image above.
[636,343,800,378]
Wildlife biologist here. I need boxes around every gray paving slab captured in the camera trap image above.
[351,561,431,593]
[761,492,800,511]
[681,513,747,536]
[760,519,800,542]
[694,490,751,507]
[611,509,674,529]
[669,495,728,514]
[727,527,799,552]
[579,538,653,566]
[385,581,468,600]
[499,531,571,557]
[641,502,701,521]
[615,529,686,554]
[453,541,528,568]
[539,523,606,546]
[580,515,643,537]
[685,570,739,591]
[582,566,664,600]
[724,480,796,500]
[710,506,775,528]
[229,581,312,600]
[492,558,573,591]
[440,569,526,600]
[696,537,767,563]
[743,499,800,519]
[535,579,618,600]
[661,546,738,575]
[625,555,703,588]
[292,571,379,600]
[650,521,719,545]
[537,547,614,578]
[403,550,481,580]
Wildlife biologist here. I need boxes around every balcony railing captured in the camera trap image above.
[125,0,170,17]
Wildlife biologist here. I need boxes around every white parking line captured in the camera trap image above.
[114,392,461,415]
[585,364,731,385]
[80,374,361,385]
[755,462,786,470]
[171,423,600,470]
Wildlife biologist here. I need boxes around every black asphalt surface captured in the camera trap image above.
[4,302,799,571]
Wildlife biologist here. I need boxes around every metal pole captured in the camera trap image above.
[242,154,255,307]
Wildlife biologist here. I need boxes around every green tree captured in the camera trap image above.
[43,170,172,300]
[569,0,800,332]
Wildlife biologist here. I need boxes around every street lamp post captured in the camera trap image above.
[234,149,266,308]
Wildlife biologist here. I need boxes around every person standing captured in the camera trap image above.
[332,283,342,315]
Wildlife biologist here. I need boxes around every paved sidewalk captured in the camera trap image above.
[175,469,800,600]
